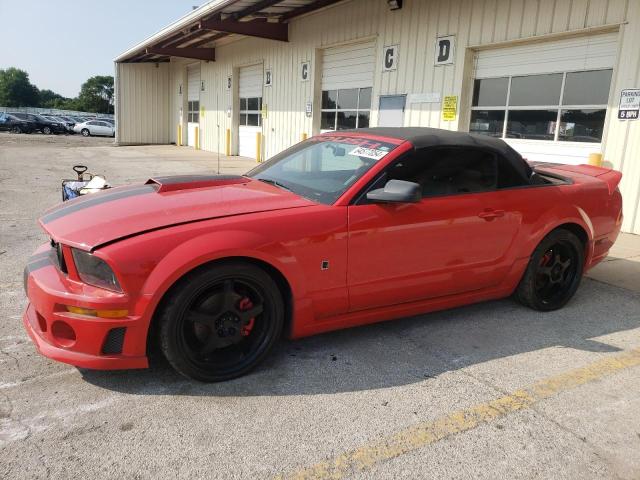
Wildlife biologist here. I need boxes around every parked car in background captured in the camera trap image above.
[41,115,74,133]
[0,113,36,133]
[73,120,115,137]
[40,115,73,133]
[11,113,65,134]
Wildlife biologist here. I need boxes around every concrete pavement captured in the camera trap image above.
[588,232,640,293]
[1,133,639,480]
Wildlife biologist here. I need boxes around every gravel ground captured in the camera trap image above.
[1,133,639,479]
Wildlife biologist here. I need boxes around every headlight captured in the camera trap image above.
[71,249,122,292]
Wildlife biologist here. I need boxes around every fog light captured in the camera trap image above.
[66,306,128,318]
[51,321,76,347]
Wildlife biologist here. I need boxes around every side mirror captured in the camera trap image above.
[366,179,421,203]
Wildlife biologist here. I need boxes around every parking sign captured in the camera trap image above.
[618,89,640,120]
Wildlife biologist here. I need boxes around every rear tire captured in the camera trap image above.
[158,261,284,382]
[515,229,584,311]
[81,128,90,137]
[11,126,21,134]
[42,126,51,135]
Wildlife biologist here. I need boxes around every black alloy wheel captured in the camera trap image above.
[159,262,284,382]
[516,229,584,311]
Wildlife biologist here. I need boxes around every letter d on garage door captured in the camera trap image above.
[435,35,455,66]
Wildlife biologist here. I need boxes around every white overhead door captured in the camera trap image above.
[321,41,375,131]
[474,33,618,78]
[470,33,618,164]
[238,64,263,159]
[187,64,200,148]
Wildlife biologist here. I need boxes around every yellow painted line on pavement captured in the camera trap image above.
[276,347,640,480]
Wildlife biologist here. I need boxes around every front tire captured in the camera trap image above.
[158,262,284,382]
[11,126,22,134]
[516,229,584,311]
[81,128,90,137]
[42,126,51,135]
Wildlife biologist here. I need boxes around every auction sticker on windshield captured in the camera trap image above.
[349,146,390,160]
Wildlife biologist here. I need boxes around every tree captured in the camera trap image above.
[0,68,39,107]
[77,75,114,114]
[39,89,69,108]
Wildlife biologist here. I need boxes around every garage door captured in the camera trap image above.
[238,64,263,159]
[187,64,200,148]
[320,41,375,131]
[470,32,618,164]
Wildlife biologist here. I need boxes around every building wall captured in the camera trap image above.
[604,0,640,234]
[115,62,170,144]
[118,0,640,233]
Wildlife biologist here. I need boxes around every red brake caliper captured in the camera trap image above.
[540,251,552,267]
[238,297,255,336]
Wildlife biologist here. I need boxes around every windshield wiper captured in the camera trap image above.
[256,178,292,192]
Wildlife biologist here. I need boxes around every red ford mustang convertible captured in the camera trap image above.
[23,128,623,381]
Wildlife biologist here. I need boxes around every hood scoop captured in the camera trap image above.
[146,174,248,193]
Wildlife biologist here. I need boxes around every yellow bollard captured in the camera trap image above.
[177,124,182,146]
[256,132,262,162]
[195,126,200,150]
[302,132,308,141]
[225,129,231,156]
[588,153,603,167]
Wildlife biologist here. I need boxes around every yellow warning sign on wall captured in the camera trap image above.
[442,95,458,121]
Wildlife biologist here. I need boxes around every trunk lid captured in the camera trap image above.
[532,162,622,195]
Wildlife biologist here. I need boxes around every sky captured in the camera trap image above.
[0,0,204,98]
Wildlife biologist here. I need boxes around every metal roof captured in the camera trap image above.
[116,0,345,63]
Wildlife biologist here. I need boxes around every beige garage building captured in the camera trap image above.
[115,0,640,234]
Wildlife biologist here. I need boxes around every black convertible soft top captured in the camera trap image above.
[341,127,534,184]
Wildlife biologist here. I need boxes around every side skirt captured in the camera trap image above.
[289,257,530,339]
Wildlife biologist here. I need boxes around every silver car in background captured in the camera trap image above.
[73,120,115,137]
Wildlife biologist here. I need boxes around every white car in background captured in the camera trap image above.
[73,120,115,137]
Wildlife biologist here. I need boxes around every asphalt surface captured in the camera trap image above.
[1,133,639,479]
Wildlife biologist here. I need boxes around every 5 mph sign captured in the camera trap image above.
[618,89,640,120]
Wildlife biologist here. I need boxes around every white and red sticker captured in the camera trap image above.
[308,135,395,148]
[348,146,390,161]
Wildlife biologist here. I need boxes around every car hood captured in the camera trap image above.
[40,175,315,251]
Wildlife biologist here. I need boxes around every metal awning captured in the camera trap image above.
[116,0,345,63]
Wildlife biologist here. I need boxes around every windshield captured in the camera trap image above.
[247,135,400,204]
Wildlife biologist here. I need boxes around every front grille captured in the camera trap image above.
[50,239,68,273]
[102,327,126,354]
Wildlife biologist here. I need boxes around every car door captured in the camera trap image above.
[347,146,523,312]
[95,121,109,135]
[87,121,102,135]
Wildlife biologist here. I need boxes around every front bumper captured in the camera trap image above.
[23,244,148,370]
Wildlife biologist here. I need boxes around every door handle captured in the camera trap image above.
[478,209,505,220]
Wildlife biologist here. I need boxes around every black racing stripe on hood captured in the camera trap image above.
[41,184,156,224]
